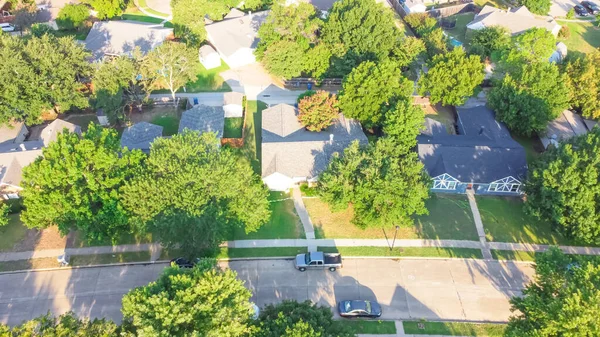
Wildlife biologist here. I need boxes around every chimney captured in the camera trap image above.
[329,134,334,144]
[478,126,485,136]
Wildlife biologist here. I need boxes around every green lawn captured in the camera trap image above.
[473,0,508,8]
[0,214,28,252]
[558,21,600,55]
[345,320,397,334]
[224,117,244,138]
[70,231,154,248]
[477,196,573,245]
[52,28,90,41]
[403,321,507,336]
[319,247,483,259]
[306,194,478,240]
[241,100,267,174]
[229,192,304,240]
[0,252,152,272]
[136,0,169,18]
[151,115,179,136]
[65,114,98,131]
[121,13,164,24]
[492,250,538,262]
[151,62,231,93]
[218,247,307,259]
[444,13,475,44]
[511,133,542,165]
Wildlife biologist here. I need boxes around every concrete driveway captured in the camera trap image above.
[0,259,534,326]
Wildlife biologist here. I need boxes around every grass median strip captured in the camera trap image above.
[160,247,307,260]
[318,247,483,259]
[403,320,507,336]
[0,252,152,272]
[345,320,396,334]
[492,250,537,262]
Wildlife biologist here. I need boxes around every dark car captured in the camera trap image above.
[582,1,600,14]
[170,257,197,268]
[338,300,382,318]
[574,4,590,16]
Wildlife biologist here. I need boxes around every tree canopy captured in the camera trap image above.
[122,260,256,337]
[0,203,8,227]
[501,28,556,68]
[0,33,90,126]
[141,42,198,100]
[318,137,429,229]
[515,0,551,15]
[171,0,208,46]
[121,131,271,257]
[383,98,425,151]
[20,125,145,243]
[298,91,340,132]
[338,60,413,128]
[9,312,119,336]
[90,0,125,19]
[506,247,600,336]
[254,300,355,337]
[469,25,511,59]
[564,51,600,119]
[525,128,600,245]
[488,61,569,135]
[56,3,89,30]
[418,48,484,106]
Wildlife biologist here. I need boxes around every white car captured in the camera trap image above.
[0,23,15,32]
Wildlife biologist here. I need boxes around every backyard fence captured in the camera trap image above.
[284,78,343,90]
[428,3,476,18]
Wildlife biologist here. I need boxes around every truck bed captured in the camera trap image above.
[324,254,342,265]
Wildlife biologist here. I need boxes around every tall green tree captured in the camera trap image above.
[261,40,307,79]
[501,28,556,68]
[383,98,425,151]
[418,48,484,106]
[525,129,600,244]
[10,312,119,336]
[516,0,551,15]
[392,36,426,68]
[338,60,413,128]
[0,34,90,126]
[171,0,208,46]
[319,137,429,229]
[90,0,125,20]
[0,203,8,227]
[122,260,257,337]
[121,131,271,257]
[564,51,600,119]
[141,42,198,100]
[21,125,145,243]
[298,91,340,132]
[506,247,600,336]
[255,300,355,337]
[488,61,569,135]
[56,3,89,30]
[469,25,511,59]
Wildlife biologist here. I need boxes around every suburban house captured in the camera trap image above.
[0,119,80,195]
[417,106,527,195]
[402,0,427,14]
[120,122,164,152]
[540,110,597,149]
[467,6,561,36]
[261,103,368,191]
[84,20,173,61]
[205,10,269,68]
[199,45,221,70]
[223,92,245,117]
[178,105,225,139]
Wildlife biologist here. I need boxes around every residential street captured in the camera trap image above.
[0,259,534,326]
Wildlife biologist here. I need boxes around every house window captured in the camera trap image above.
[432,173,459,190]
[487,176,521,193]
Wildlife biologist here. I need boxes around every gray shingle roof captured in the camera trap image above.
[261,104,368,179]
[41,119,81,147]
[418,106,527,183]
[223,92,244,106]
[120,122,163,151]
[205,11,269,59]
[178,105,225,138]
[199,45,218,59]
[468,5,560,35]
[0,122,26,145]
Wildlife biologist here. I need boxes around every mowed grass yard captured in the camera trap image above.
[224,117,244,138]
[0,214,28,251]
[477,196,572,245]
[305,194,478,240]
[403,321,506,336]
[558,21,600,55]
[229,191,305,240]
[152,62,231,93]
[443,13,475,44]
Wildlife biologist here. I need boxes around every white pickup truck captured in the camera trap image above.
[294,251,342,272]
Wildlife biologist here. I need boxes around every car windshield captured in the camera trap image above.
[365,301,372,313]
[344,301,352,311]
[305,254,310,265]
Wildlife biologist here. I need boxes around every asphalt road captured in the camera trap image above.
[0,259,534,326]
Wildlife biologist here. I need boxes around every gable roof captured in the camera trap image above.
[223,92,245,106]
[418,106,527,183]
[0,142,44,188]
[261,104,368,179]
[205,11,269,58]
[0,122,26,145]
[468,5,559,35]
[199,45,219,59]
[178,105,225,138]
[540,110,597,148]
[41,119,81,147]
[84,20,173,61]
[121,122,163,151]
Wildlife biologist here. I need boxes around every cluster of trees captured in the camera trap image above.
[56,0,127,31]
[404,13,449,58]
[21,128,271,256]
[257,0,424,79]
[171,0,271,47]
[564,50,600,120]
[0,261,356,337]
[0,30,200,126]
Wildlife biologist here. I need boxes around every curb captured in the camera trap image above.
[0,260,169,276]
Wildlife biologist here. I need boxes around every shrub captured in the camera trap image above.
[298,90,340,131]
[558,26,570,39]
[566,8,575,19]
[404,13,437,37]
[56,3,89,30]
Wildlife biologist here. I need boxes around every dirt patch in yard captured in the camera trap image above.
[11,226,68,252]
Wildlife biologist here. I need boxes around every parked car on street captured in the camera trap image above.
[0,23,15,32]
[574,4,590,16]
[294,251,342,272]
[338,300,382,318]
[582,1,600,14]
[170,257,198,268]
